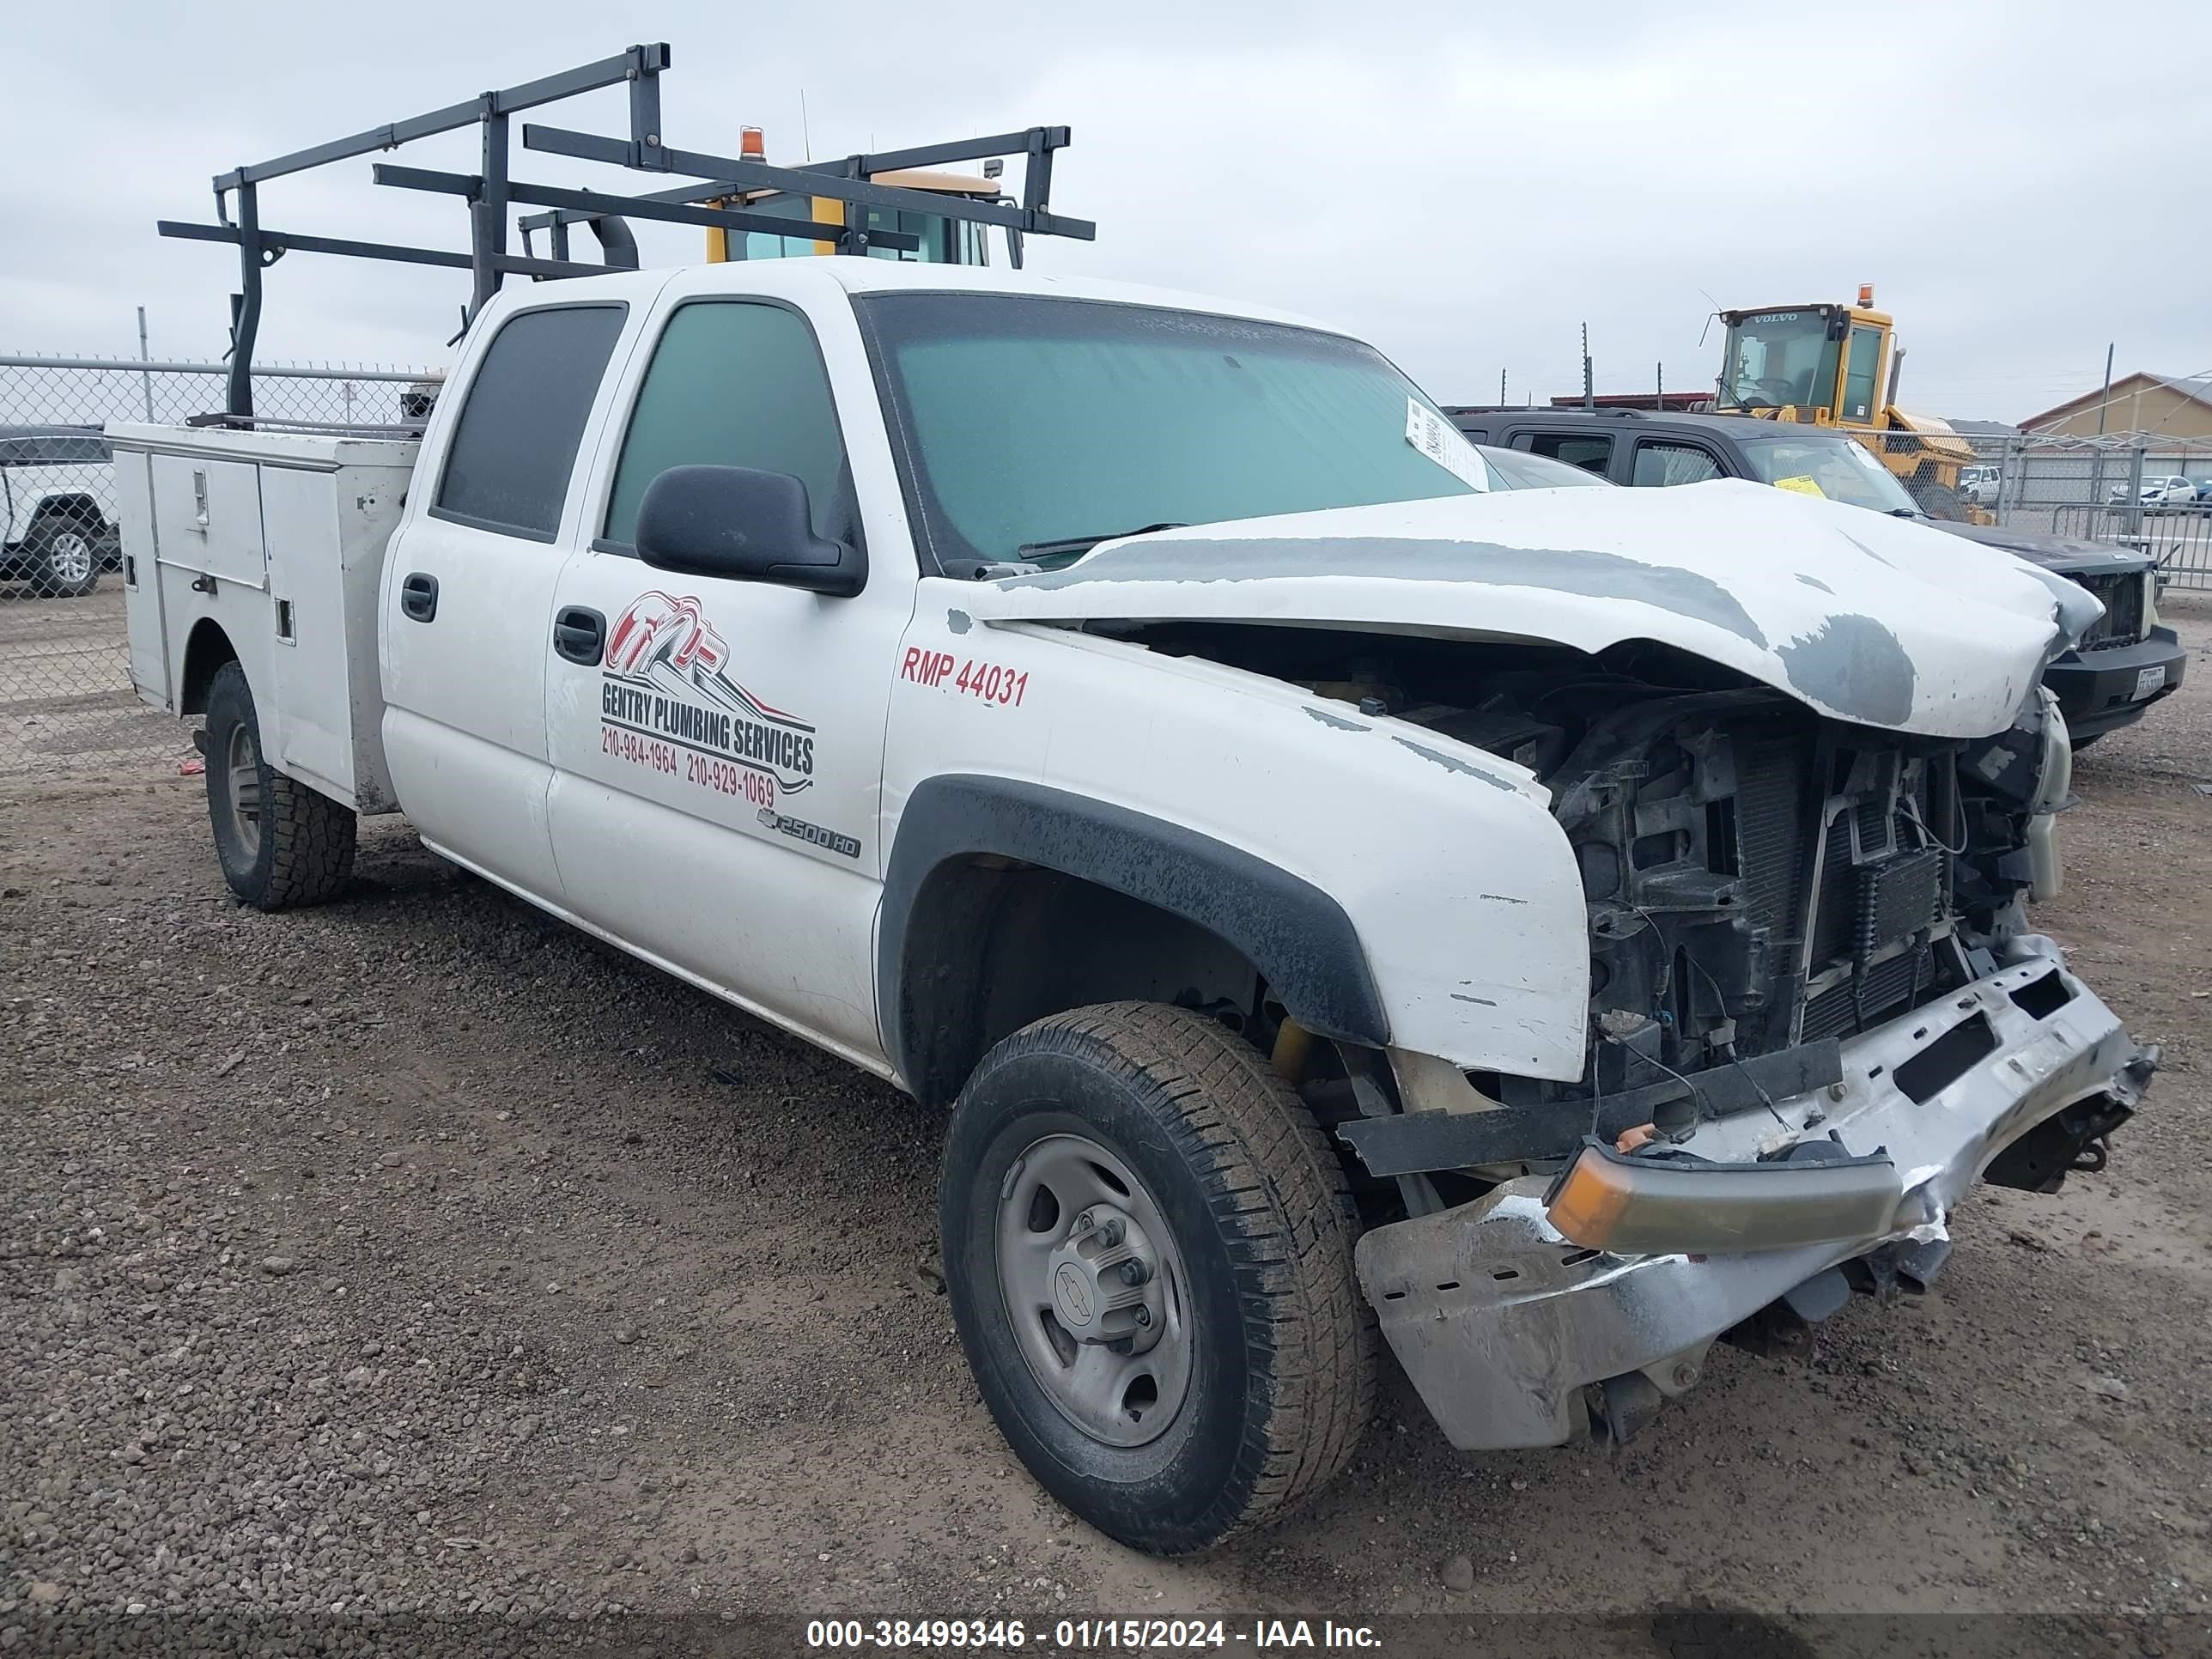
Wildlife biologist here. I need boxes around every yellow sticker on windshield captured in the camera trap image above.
[1772,475,1826,499]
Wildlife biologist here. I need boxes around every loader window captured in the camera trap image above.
[434,304,627,541]
[1840,325,1884,423]
[1719,310,1839,413]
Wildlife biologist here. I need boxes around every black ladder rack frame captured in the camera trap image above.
[156,42,1091,418]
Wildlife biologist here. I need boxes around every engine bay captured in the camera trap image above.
[1114,621,2060,1126]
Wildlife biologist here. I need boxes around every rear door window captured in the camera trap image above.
[433,304,628,541]
[1517,431,1616,477]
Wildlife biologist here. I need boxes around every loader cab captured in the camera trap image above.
[1716,295,1893,428]
[702,130,1001,266]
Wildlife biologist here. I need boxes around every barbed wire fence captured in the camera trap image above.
[0,355,433,782]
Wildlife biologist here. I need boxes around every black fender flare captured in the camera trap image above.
[878,775,1389,1088]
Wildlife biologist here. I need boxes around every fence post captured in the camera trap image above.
[1996,431,2019,524]
[136,307,154,422]
[2125,444,2147,540]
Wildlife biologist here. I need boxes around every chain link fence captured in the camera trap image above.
[1857,427,2212,585]
[0,354,433,781]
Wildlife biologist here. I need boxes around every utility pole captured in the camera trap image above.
[2095,342,2114,435]
[1656,361,1664,410]
[1499,368,1506,405]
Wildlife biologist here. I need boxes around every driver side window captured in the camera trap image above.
[601,301,859,551]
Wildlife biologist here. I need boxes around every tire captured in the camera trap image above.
[939,1001,1374,1555]
[25,520,100,598]
[204,660,356,909]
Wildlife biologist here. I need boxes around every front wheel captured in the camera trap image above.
[27,522,99,597]
[204,660,357,909]
[939,1002,1375,1555]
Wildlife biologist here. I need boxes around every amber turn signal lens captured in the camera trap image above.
[1546,1149,1638,1249]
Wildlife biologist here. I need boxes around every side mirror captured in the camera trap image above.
[634,465,866,598]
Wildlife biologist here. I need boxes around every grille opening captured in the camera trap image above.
[1895,1013,1997,1104]
[1705,798,1741,877]
[2010,969,2075,1020]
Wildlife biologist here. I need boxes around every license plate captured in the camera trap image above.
[2134,665,2167,701]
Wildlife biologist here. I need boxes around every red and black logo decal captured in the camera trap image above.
[599,591,816,793]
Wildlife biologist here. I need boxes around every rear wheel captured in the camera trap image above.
[27,521,99,598]
[204,660,356,909]
[939,1002,1374,1554]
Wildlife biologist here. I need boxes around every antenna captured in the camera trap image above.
[1582,323,1594,412]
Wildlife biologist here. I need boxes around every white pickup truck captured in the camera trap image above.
[115,257,2153,1555]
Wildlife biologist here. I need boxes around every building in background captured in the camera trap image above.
[2021,373,2212,439]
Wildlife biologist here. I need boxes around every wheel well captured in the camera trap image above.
[27,494,103,532]
[180,619,239,716]
[896,857,1271,1109]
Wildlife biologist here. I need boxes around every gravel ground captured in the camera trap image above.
[2,588,2209,1657]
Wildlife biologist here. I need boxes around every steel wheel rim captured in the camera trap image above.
[224,722,263,859]
[49,532,93,585]
[995,1131,1194,1449]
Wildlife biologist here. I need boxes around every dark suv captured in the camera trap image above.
[1444,406,2183,744]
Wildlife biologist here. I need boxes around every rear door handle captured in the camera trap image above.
[553,605,605,666]
[399,571,438,623]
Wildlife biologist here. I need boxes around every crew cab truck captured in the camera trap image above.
[114,254,2156,1553]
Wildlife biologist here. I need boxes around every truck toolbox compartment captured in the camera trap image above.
[149,452,266,586]
[108,423,416,815]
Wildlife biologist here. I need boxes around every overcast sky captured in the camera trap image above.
[4,1,2206,424]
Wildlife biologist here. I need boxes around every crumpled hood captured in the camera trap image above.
[963,480,2081,738]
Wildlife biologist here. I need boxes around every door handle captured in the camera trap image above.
[399,571,439,623]
[553,605,605,666]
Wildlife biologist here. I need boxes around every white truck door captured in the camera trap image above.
[379,301,632,900]
[544,289,912,1068]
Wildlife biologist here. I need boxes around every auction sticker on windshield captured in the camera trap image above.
[1406,398,1490,490]
[1772,475,1826,498]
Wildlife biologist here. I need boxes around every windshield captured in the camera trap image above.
[1719,310,1838,411]
[1740,434,1922,514]
[857,293,1498,568]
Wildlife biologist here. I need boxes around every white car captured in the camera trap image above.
[115,257,2155,1555]
[0,426,123,597]
[2107,473,2196,507]
[1958,464,2002,508]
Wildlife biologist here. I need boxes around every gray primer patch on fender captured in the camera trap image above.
[1304,706,1370,732]
[1391,736,1516,791]
[946,609,972,635]
[1776,613,1916,726]
[1004,536,1769,649]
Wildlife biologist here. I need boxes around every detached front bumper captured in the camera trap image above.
[1355,943,2152,1451]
